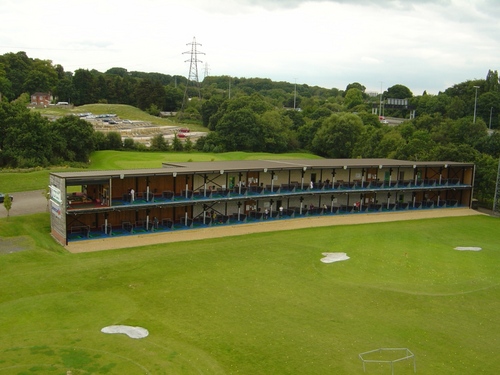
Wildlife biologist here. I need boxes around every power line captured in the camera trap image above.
[181,37,205,113]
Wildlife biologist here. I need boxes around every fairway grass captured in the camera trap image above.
[89,150,320,170]
[0,214,499,374]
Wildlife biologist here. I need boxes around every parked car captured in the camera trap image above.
[0,193,13,203]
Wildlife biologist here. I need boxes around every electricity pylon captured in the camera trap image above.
[181,37,205,113]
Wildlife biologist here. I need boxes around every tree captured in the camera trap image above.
[259,110,294,153]
[309,106,332,120]
[123,138,135,150]
[356,112,381,128]
[23,70,51,94]
[95,74,108,102]
[12,92,31,106]
[282,108,306,131]
[195,132,223,153]
[225,93,273,114]
[23,59,58,94]
[73,69,96,105]
[147,104,161,116]
[172,134,184,151]
[311,113,364,158]
[32,58,58,86]
[477,91,500,128]
[184,137,193,152]
[344,88,364,109]
[3,194,12,220]
[296,119,319,150]
[446,96,467,119]
[55,76,75,104]
[92,131,108,151]
[451,117,487,147]
[374,130,406,158]
[106,132,123,150]
[0,51,31,99]
[164,85,183,111]
[412,113,442,132]
[352,125,386,158]
[135,79,166,111]
[344,82,366,97]
[473,153,498,204]
[385,84,413,99]
[105,67,129,77]
[485,69,499,92]
[201,96,225,127]
[215,108,264,151]
[476,132,500,158]
[0,67,14,100]
[150,134,169,151]
[428,143,478,163]
[394,130,435,161]
[50,116,95,162]
[0,103,52,167]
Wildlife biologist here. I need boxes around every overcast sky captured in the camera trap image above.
[1,0,498,95]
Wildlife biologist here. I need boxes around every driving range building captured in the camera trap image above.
[49,158,475,246]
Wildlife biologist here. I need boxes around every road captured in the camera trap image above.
[384,117,406,126]
[0,190,48,218]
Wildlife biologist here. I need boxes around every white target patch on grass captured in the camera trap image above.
[454,247,482,251]
[101,325,149,339]
[320,252,350,263]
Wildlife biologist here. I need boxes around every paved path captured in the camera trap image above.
[0,190,48,218]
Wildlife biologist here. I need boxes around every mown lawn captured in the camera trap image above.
[0,213,498,374]
[89,150,319,170]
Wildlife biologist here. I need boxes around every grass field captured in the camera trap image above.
[0,213,499,374]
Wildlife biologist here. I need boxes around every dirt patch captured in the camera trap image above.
[0,236,32,254]
[65,208,484,254]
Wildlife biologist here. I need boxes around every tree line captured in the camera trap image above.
[0,101,94,167]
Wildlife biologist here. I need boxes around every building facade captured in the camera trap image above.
[49,158,475,246]
[30,92,52,106]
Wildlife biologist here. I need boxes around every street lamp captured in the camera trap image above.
[473,86,480,123]
[293,78,297,110]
